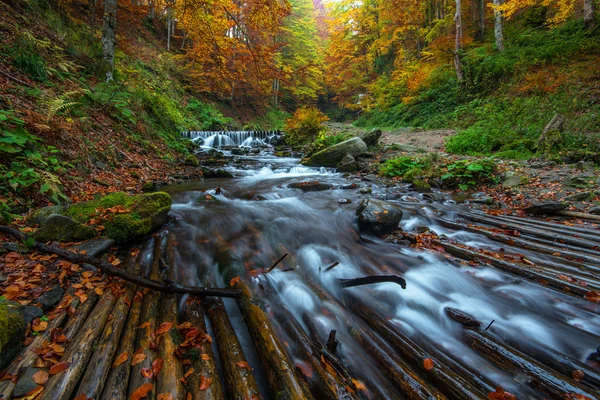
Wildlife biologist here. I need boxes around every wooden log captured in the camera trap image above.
[101,239,155,400]
[205,297,261,400]
[39,289,118,399]
[339,275,406,289]
[62,290,99,341]
[488,213,600,237]
[556,210,600,222]
[0,293,76,398]
[156,233,185,400]
[345,293,491,399]
[75,253,141,399]
[234,281,314,400]
[464,329,598,399]
[182,298,225,400]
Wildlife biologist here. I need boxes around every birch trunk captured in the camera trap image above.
[584,0,596,29]
[454,0,464,83]
[101,0,117,82]
[493,0,505,51]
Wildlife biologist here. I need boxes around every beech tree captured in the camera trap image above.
[101,0,117,82]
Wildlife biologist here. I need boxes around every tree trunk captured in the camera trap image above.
[584,0,596,29]
[493,0,505,51]
[478,0,485,40]
[101,0,117,82]
[454,0,464,83]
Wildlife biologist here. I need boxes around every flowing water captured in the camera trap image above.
[161,150,600,399]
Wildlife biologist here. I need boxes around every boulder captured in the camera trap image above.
[412,179,431,193]
[588,207,600,215]
[69,237,115,258]
[28,192,172,244]
[563,191,596,202]
[36,284,64,311]
[302,138,367,167]
[359,128,382,147]
[27,205,67,225]
[537,114,565,153]
[202,168,234,178]
[502,171,523,188]
[359,187,372,194]
[34,214,96,243]
[355,199,403,235]
[0,300,26,370]
[337,154,358,172]
[524,202,568,215]
[288,182,333,192]
[21,306,44,324]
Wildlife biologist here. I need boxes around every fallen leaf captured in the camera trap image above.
[130,383,153,400]
[352,379,367,391]
[184,368,194,379]
[22,386,44,400]
[49,362,71,375]
[157,395,173,400]
[32,320,48,332]
[139,322,151,329]
[155,322,173,336]
[152,358,164,376]
[32,370,48,385]
[201,354,210,361]
[572,369,585,381]
[236,361,252,370]
[423,358,434,371]
[199,376,211,391]
[132,352,147,366]
[488,386,517,400]
[141,368,154,380]
[73,394,89,400]
[113,351,129,367]
[229,276,241,287]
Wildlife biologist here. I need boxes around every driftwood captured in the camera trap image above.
[556,210,600,222]
[464,329,598,398]
[339,275,407,289]
[183,299,225,400]
[205,297,261,399]
[234,280,314,400]
[0,226,241,298]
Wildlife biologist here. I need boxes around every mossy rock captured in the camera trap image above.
[29,192,172,244]
[0,300,26,370]
[412,179,432,193]
[34,214,96,243]
[184,155,200,167]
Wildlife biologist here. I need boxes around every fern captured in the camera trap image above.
[40,89,90,122]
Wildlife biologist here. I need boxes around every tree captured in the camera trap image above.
[493,0,505,51]
[101,0,117,82]
[584,0,596,29]
[455,0,464,82]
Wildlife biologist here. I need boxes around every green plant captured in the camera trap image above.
[308,132,352,155]
[284,107,329,146]
[441,159,499,189]
[379,156,426,178]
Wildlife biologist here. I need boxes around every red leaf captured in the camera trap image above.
[423,358,434,371]
[49,362,71,375]
[199,376,212,391]
[152,358,164,376]
[141,368,154,380]
[156,322,173,336]
[229,276,241,287]
[130,383,153,400]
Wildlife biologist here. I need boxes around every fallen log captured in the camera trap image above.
[464,329,598,399]
[556,210,600,222]
[75,253,141,399]
[206,297,261,399]
[39,288,118,399]
[0,293,77,398]
[0,226,241,298]
[487,213,600,237]
[234,280,314,399]
[62,290,99,341]
[183,298,225,400]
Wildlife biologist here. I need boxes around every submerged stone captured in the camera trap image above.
[355,199,403,235]
[288,181,333,192]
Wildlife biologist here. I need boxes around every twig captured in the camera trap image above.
[265,253,288,273]
[324,261,339,272]
[339,275,407,289]
[0,226,241,298]
[0,70,33,88]
[484,320,495,330]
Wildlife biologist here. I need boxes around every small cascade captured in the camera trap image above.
[182,130,282,148]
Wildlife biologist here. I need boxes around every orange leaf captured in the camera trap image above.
[488,386,517,400]
[184,368,194,379]
[201,353,210,361]
[132,352,147,366]
[113,351,129,367]
[352,379,367,391]
[199,376,212,391]
[32,320,48,332]
[155,322,173,336]
[141,368,154,380]
[423,358,434,371]
[73,394,89,400]
[32,370,48,385]
[152,358,164,376]
[157,395,173,400]
[130,383,153,400]
[138,322,151,329]
[572,369,585,381]
[49,362,71,375]
[236,361,252,370]
[229,276,241,287]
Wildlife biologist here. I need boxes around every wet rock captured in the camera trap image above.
[231,148,245,155]
[359,187,372,194]
[361,174,378,182]
[524,202,568,215]
[13,367,44,398]
[452,193,471,204]
[21,305,43,324]
[34,214,96,243]
[502,171,523,188]
[355,199,403,235]
[401,196,420,202]
[288,182,333,192]
[412,179,431,193]
[70,238,115,258]
[37,284,64,311]
[567,176,593,187]
[196,194,218,203]
[337,154,358,172]
[340,183,358,190]
[141,181,157,192]
[338,198,352,204]
[27,205,68,226]
[471,196,494,205]
[359,128,382,147]
[0,300,27,370]
[563,191,596,201]
[202,168,234,178]
[302,137,368,167]
[589,207,600,215]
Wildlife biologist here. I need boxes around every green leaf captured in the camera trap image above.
[40,183,51,193]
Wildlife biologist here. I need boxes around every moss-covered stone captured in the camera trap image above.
[141,182,157,192]
[28,192,172,244]
[0,300,26,370]
[412,179,432,193]
[184,155,200,167]
[27,205,67,225]
[34,214,96,242]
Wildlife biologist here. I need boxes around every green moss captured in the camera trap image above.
[184,155,199,167]
[0,300,26,369]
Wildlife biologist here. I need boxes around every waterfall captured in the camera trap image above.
[182,130,282,148]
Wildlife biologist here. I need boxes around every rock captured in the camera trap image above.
[472,196,494,205]
[20,306,43,326]
[359,187,372,194]
[288,182,333,192]
[362,174,378,182]
[412,179,431,193]
[567,177,593,187]
[524,202,568,215]
[588,207,600,215]
[452,193,471,204]
[563,191,596,201]
[574,161,593,171]
[13,367,44,398]
[184,155,200,167]
[337,154,358,172]
[359,128,382,147]
[340,183,358,190]
[0,300,27,370]
[37,284,64,311]
[355,199,403,235]
[395,144,427,153]
[302,138,368,167]
[202,168,234,178]
[34,214,96,243]
[69,238,115,258]
[401,196,420,202]
[30,192,172,244]
[338,198,352,204]
[27,205,67,225]
[502,171,523,188]
[231,148,245,155]
[141,182,157,192]
[196,194,218,203]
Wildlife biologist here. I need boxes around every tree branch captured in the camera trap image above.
[0,226,241,298]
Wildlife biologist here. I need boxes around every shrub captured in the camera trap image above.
[441,159,499,189]
[284,107,328,146]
